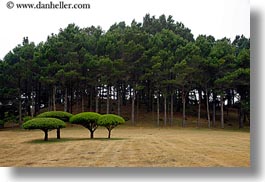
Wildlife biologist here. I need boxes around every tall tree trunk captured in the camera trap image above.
[35,82,41,115]
[131,88,135,125]
[164,95,167,127]
[206,88,211,128]
[70,86,73,113]
[53,85,56,111]
[239,105,244,128]
[81,91,85,112]
[48,91,51,111]
[122,84,127,106]
[157,94,160,127]
[170,93,173,126]
[147,81,151,112]
[18,89,22,127]
[243,112,247,125]
[212,93,216,127]
[99,86,104,113]
[193,91,197,105]
[136,93,139,122]
[129,87,132,102]
[197,89,202,127]
[220,94,224,129]
[106,85,110,114]
[182,91,186,127]
[152,94,154,124]
[64,87,67,112]
[117,87,121,116]
[31,86,36,117]
[76,91,79,113]
[89,86,93,111]
[95,87,99,113]
[25,82,30,116]
[232,89,235,106]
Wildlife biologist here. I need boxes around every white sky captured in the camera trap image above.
[0,0,250,60]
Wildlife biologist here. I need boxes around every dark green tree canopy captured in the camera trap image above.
[0,13,250,129]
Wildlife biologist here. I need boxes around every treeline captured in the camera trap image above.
[0,14,250,128]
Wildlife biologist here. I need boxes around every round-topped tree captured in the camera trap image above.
[23,118,66,141]
[36,111,73,139]
[98,114,125,138]
[70,112,101,138]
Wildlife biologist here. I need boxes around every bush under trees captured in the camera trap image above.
[0,112,17,128]
[98,114,125,138]
[70,112,101,138]
[37,111,73,139]
[22,118,66,141]
[23,116,32,122]
[0,120,4,129]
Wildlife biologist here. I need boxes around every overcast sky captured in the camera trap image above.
[0,0,249,60]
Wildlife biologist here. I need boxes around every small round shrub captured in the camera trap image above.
[23,118,66,141]
[98,114,125,138]
[70,112,101,138]
[37,111,73,139]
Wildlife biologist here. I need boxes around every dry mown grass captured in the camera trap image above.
[0,126,250,167]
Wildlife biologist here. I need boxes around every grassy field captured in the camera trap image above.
[0,125,250,167]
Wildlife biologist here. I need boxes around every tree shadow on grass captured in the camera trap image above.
[90,138,126,141]
[25,137,127,144]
